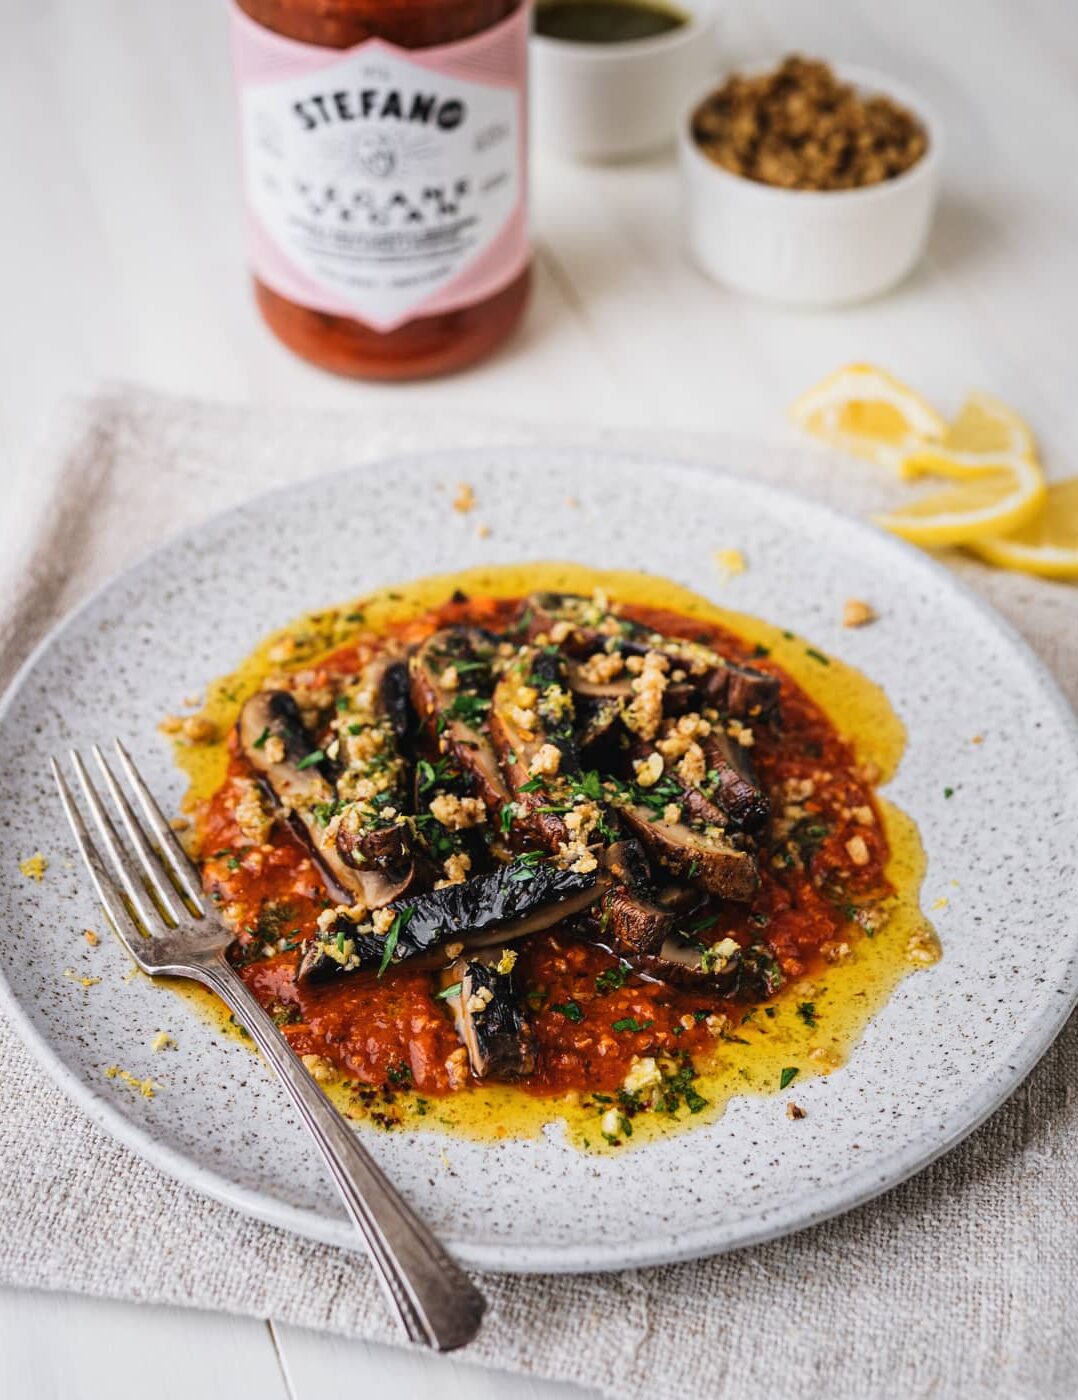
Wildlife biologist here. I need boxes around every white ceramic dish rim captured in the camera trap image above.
[531,0,716,64]
[679,62,943,206]
[1,448,1075,1275]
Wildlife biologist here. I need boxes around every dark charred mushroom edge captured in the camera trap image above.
[194,588,894,1142]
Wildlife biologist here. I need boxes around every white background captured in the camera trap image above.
[2,0,1076,1396]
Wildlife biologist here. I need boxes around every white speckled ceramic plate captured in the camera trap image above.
[2,448,1076,1274]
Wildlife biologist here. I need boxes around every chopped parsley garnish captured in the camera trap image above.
[595,960,631,994]
[296,749,325,770]
[612,1016,653,1033]
[335,696,350,711]
[944,786,954,799]
[552,1000,584,1022]
[344,610,365,623]
[251,727,270,750]
[796,1001,817,1028]
[499,803,516,834]
[226,856,241,871]
[570,770,605,802]
[416,757,453,793]
[752,643,770,658]
[805,647,830,665]
[518,775,547,793]
[311,800,340,827]
[779,1066,800,1090]
[436,982,462,1001]
[447,692,490,725]
[377,906,414,977]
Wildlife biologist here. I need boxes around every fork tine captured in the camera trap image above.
[70,750,167,936]
[113,740,204,909]
[91,744,184,925]
[51,758,149,969]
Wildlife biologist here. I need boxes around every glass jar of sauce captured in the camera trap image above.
[231,0,531,379]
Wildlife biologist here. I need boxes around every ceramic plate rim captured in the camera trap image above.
[1,446,1076,1275]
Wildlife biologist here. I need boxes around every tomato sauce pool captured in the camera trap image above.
[194,593,892,1103]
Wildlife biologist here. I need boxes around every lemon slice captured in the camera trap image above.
[874,455,1047,545]
[903,393,1037,478]
[790,364,947,469]
[967,478,1078,578]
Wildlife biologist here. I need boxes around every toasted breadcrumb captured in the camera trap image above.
[714,548,746,580]
[83,929,99,947]
[786,1102,806,1120]
[843,598,877,628]
[63,968,101,988]
[151,1031,176,1053]
[19,852,47,882]
[106,1066,157,1098]
[452,483,476,513]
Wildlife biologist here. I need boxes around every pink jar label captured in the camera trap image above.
[230,4,529,332]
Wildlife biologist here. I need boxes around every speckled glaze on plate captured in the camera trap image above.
[1,448,1076,1275]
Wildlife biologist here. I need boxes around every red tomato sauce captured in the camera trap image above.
[194,595,890,1099]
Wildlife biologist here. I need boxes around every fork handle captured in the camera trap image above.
[194,953,486,1351]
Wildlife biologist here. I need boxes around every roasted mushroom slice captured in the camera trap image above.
[699,729,770,833]
[441,953,537,1080]
[704,659,780,723]
[637,929,745,990]
[409,627,511,813]
[618,803,758,902]
[489,644,583,849]
[238,690,374,904]
[331,654,417,880]
[598,839,674,956]
[297,857,606,983]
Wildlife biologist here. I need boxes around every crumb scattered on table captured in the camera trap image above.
[452,482,476,513]
[151,1031,176,1053]
[84,929,99,947]
[786,1102,806,1120]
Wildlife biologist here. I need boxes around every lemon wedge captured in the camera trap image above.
[873,454,1047,546]
[903,392,1037,478]
[790,364,947,469]
[966,478,1078,578]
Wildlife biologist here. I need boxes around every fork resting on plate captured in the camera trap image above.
[52,740,486,1351]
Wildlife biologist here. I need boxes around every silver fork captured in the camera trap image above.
[51,740,486,1352]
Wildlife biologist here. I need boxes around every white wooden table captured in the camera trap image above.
[2,0,1075,1395]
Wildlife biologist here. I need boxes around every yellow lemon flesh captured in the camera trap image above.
[790,364,947,470]
[903,393,1037,478]
[967,478,1078,579]
[873,455,1047,546]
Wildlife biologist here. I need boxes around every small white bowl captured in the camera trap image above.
[678,63,943,305]
[531,0,719,162]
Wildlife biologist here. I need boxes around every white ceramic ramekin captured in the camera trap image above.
[531,0,719,162]
[678,63,943,305]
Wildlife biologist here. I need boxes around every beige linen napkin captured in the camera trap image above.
[1,386,1075,1400]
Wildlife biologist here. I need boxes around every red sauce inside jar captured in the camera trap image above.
[234,0,530,379]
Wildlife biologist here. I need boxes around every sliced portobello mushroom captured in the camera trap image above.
[597,839,674,956]
[699,729,770,833]
[239,690,379,905]
[488,644,582,850]
[409,627,511,813]
[441,954,537,1080]
[297,857,606,983]
[331,654,417,880]
[618,802,758,902]
[704,658,781,722]
[636,928,745,990]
